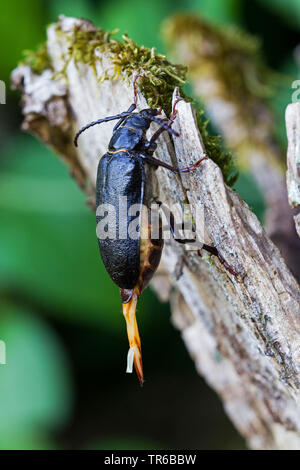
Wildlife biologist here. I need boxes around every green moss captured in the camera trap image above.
[197,111,239,187]
[21,42,52,75]
[55,22,114,76]
[20,18,237,185]
[103,35,187,112]
[55,21,186,113]
[54,19,236,183]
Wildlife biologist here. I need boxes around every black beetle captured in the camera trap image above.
[74,75,235,385]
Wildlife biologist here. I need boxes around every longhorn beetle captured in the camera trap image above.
[74,75,236,385]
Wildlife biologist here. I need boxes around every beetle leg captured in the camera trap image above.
[148,98,182,145]
[113,72,144,131]
[158,202,196,243]
[175,156,208,173]
[199,244,238,276]
[148,118,170,145]
[139,153,180,172]
[158,202,238,276]
[139,153,207,174]
[132,72,143,104]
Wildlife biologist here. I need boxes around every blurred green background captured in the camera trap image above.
[0,0,299,450]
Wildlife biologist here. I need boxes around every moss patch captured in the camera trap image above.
[55,20,186,113]
[197,111,239,187]
[19,17,238,186]
[104,35,187,112]
[21,42,52,75]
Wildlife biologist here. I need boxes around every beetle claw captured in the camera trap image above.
[123,293,144,386]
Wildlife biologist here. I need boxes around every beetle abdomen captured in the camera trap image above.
[96,151,144,289]
[138,205,164,294]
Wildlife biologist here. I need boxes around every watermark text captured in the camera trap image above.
[291,80,300,103]
[96,198,205,250]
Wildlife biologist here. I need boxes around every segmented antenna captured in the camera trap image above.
[74,112,135,147]
[149,115,180,137]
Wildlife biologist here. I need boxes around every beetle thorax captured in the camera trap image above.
[108,114,152,152]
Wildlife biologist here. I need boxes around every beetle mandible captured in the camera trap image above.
[74,75,235,385]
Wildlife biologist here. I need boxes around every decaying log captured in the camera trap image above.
[163,14,300,280]
[11,16,300,450]
[286,102,300,238]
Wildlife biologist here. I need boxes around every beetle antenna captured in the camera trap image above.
[74,112,135,147]
[150,116,180,137]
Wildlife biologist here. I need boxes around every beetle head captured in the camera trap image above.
[141,108,160,118]
[125,108,160,130]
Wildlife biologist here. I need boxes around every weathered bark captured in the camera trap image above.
[162,14,300,280]
[11,16,300,450]
[286,102,300,238]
